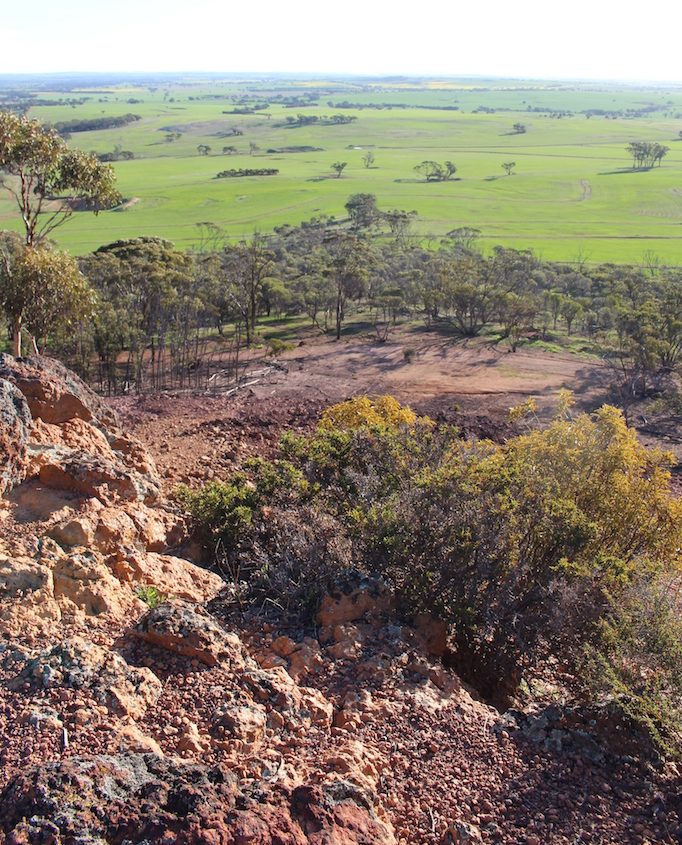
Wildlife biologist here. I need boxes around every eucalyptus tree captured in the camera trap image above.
[0,111,120,247]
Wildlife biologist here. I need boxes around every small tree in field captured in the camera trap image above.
[502,161,516,176]
[362,151,375,168]
[197,144,211,156]
[331,161,347,178]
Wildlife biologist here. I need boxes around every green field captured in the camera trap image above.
[3,74,682,263]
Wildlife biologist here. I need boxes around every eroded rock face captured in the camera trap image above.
[0,353,118,430]
[0,753,396,845]
[0,379,31,495]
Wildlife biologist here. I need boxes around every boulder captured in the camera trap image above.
[0,353,118,430]
[133,601,247,667]
[0,378,31,495]
[10,636,161,719]
[34,444,161,504]
[113,551,224,603]
[317,576,395,628]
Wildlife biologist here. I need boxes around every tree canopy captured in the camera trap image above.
[0,111,121,246]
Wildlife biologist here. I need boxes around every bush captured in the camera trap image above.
[136,585,165,608]
[183,395,682,751]
[586,573,682,758]
[176,476,261,552]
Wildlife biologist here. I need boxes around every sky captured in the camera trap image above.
[2,0,681,83]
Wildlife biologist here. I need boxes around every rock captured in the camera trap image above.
[290,782,396,844]
[212,702,267,747]
[35,444,161,504]
[442,821,483,844]
[51,498,185,555]
[0,353,118,430]
[414,612,449,657]
[287,637,324,681]
[317,576,394,627]
[242,665,333,731]
[0,754,396,844]
[114,551,224,603]
[52,548,144,619]
[133,601,246,667]
[177,720,207,754]
[11,637,161,719]
[0,378,31,495]
[118,721,164,755]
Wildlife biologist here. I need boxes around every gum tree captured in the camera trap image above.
[0,111,120,247]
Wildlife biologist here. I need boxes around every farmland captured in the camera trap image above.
[2,74,682,262]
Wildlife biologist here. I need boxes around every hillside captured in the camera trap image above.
[1,355,682,844]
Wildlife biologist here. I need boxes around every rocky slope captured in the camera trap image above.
[0,356,680,845]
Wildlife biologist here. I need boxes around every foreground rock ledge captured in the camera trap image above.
[0,752,397,845]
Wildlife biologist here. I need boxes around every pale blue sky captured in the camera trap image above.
[2,0,680,82]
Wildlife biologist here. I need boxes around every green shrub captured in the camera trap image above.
[176,475,261,551]
[586,574,682,758]
[136,585,165,608]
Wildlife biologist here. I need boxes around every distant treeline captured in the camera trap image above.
[215,168,279,178]
[283,114,357,127]
[54,113,141,134]
[96,147,135,162]
[266,146,323,153]
[329,101,460,112]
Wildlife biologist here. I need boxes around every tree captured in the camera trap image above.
[362,151,375,169]
[331,161,347,178]
[0,234,94,356]
[414,160,457,182]
[345,193,380,230]
[414,160,444,181]
[445,226,481,251]
[0,111,120,247]
[220,232,275,346]
[222,146,238,155]
[249,142,260,156]
[626,141,669,169]
[323,233,373,339]
[512,123,527,134]
[197,144,211,156]
[502,161,516,176]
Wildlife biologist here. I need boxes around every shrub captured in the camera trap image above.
[176,476,261,552]
[586,573,682,758]
[183,394,682,751]
[136,585,165,608]
[267,338,294,357]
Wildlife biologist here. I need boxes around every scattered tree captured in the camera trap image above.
[362,151,375,168]
[414,160,457,182]
[331,161,347,178]
[502,161,516,176]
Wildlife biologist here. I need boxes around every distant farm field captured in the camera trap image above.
[3,75,682,263]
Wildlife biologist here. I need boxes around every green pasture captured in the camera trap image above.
[2,76,682,263]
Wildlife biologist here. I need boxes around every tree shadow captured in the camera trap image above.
[598,167,655,175]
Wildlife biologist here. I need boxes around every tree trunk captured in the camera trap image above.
[11,315,22,357]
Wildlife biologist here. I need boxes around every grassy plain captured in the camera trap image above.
[2,75,682,263]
